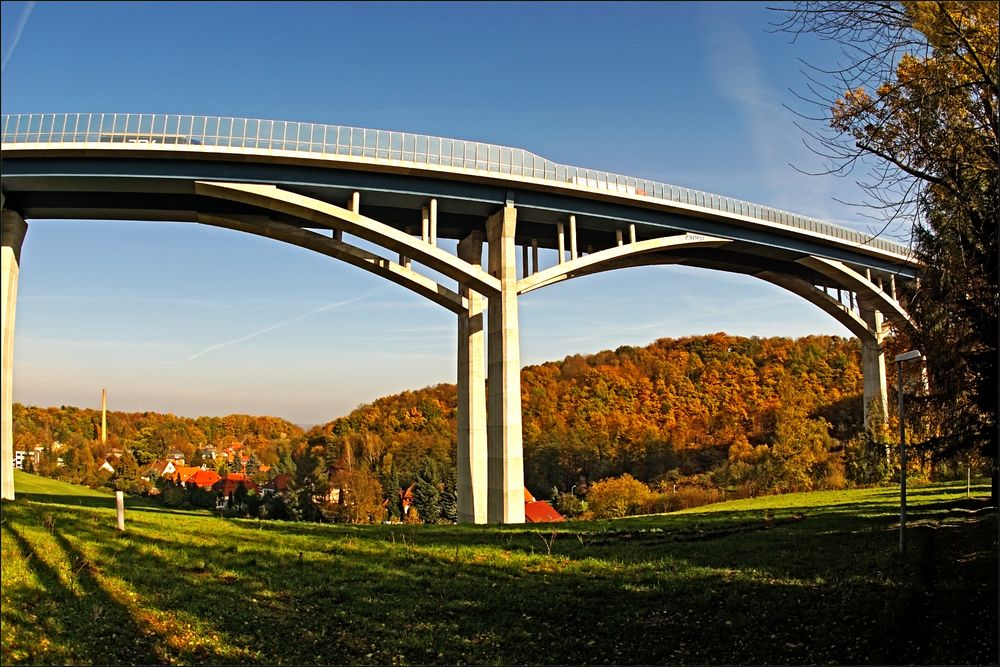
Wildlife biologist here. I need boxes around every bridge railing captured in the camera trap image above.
[1,112,910,257]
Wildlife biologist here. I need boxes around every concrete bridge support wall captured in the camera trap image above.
[456,231,488,523]
[2,209,28,501]
[486,206,525,524]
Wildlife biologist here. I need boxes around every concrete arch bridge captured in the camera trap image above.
[0,113,920,521]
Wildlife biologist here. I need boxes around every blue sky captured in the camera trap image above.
[1,1,899,425]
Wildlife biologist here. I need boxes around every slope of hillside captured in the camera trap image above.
[2,472,995,665]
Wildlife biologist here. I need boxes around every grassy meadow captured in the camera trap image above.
[2,471,996,665]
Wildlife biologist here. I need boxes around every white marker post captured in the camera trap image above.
[116,490,125,531]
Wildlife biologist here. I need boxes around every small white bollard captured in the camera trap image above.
[116,490,125,531]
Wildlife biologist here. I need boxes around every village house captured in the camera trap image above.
[213,472,258,509]
[400,484,415,516]
[141,459,178,483]
[185,469,222,490]
[170,465,205,485]
[261,473,291,497]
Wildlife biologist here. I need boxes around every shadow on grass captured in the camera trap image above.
[14,492,117,510]
[14,492,214,518]
[31,507,905,665]
[3,522,165,665]
[4,485,995,666]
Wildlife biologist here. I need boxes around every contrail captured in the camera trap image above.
[2,1,35,75]
[184,293,372,362]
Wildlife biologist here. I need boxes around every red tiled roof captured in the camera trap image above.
[213,473,258,496]
[524,488,536,502]
[187,469,221,489]
[264,473,291,491]
[172,465,203,483]
[525,501,565,523]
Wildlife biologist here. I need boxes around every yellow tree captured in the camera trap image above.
[775,1,998,497]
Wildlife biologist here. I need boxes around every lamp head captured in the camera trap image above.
[895,350,922,363]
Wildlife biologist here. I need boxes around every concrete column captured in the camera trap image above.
[556,223,565,264]
[421,207,430,243]
[521,244,529,279]
[400,224,412,268]
[457,231,487,524]
[569,215,578,260]
[2,210,28,501]
[860,307,888,434]
[629,224,636,244]
[338,192,358,241]
[531,239,538,275]
[616,229,623,246]
[429,199,437,246]
[486,206,525,524]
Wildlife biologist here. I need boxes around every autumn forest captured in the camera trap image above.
[16,331,975,523]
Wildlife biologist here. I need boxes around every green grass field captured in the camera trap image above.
[2,471,996,665]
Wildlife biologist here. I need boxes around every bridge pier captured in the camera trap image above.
[2,209,28,501]
[486,206,525,524]
[861,307,889,435]
[456,231,488,523]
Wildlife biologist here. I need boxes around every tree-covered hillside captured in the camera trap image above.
[307,333,881,497]
[13,405,304,482]
[19,332,984,521]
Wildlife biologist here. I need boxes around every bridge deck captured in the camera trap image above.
[2,113,915,277]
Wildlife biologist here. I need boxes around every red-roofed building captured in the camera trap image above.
[213,472,259,510]
[213,472,258,498]
[400,484,416,516]
[262,473,291,497]
[186,469,221,490]
[172,465,204,485]
[522,487,564,523]
[525,501,565,523]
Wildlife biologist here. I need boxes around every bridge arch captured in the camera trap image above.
[2,113,922,521]
[0,199,500,522]
[511,230,915,428]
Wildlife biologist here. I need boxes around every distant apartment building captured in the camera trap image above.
[14,450,33,470]
[14,447,43,470]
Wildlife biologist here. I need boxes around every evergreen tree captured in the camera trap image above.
[275,447,297,476]
[380,462,402,522]
[440,466,458,523]
[245,453,259,476]
[294,448,329,522]
[412,457,440,524]
[111,450,144,495]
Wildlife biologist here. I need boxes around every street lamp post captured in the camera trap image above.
[895,349,922,555]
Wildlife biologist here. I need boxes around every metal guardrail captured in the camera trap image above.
[1,112,911,257]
